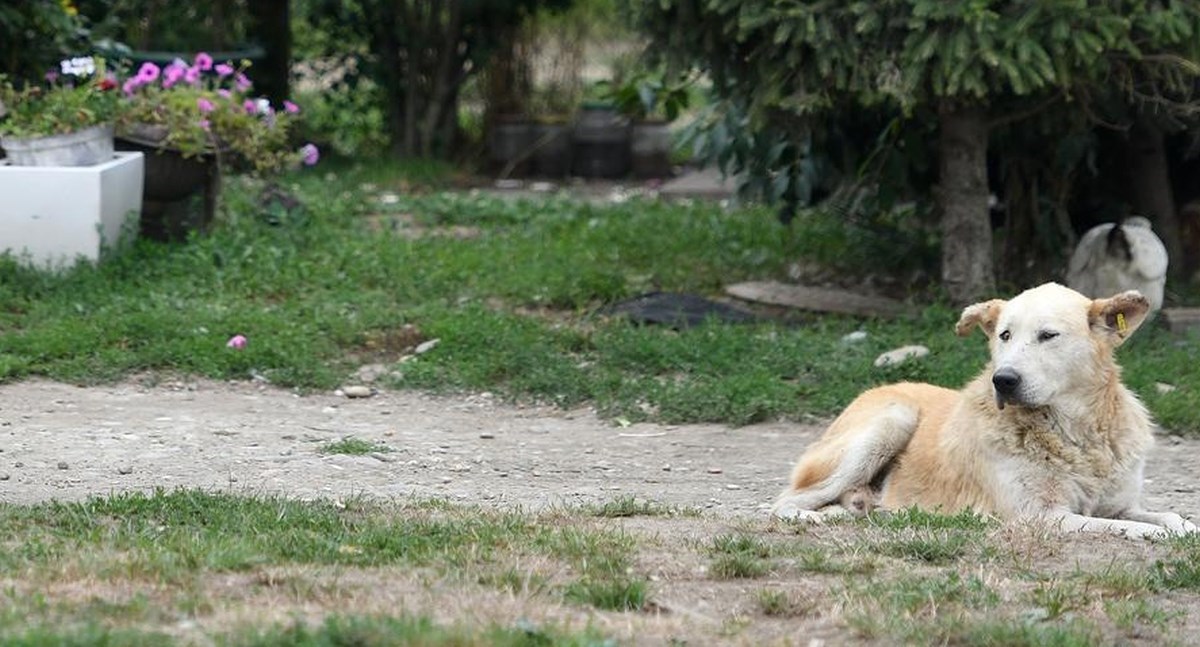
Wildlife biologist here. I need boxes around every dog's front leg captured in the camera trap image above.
[1118,509,1197,535]
[1041,511,1174,539]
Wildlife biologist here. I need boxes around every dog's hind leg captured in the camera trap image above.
[772,398,918,522]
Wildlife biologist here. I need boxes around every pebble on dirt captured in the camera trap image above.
[56,461,68,470]
[341,385,374,398]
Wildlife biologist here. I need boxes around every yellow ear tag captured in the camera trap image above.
[1116,312,1128,333]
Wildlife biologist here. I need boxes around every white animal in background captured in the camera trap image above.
[1067,216,1168,312]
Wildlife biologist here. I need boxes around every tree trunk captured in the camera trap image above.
[247,0,291,106]
[938,105,995,305]
[364,0,406,158]
[1128,118,1182,278]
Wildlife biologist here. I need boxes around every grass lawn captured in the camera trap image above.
[4,160,1200,644]
[3,490,1200,644]
[1,159,1198,432]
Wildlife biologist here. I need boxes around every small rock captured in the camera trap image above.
[662,465,672,472]
[117,465,133,475]
[57,461,68,470]
[370,452,396,463]
[874,344,930,367]
[13,462,23,468]
[1155,382,1177,394]
[414,339,441,355]
[841,330,869,344]
[342,385,374,398]
[0,473,9,481]
[725,484,742,490]
[479,432,495,439]
[707,467,723,474]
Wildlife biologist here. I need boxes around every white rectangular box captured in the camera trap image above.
[0,151,144,269]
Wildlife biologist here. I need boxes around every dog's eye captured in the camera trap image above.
[1037,330,1059,342]
[998,330,1011,342]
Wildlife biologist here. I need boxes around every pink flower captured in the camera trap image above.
[300,143,320,166]
[243,99,257,114]
[217,88,232,98]
[214,62,234,78]
[162,62,186,89]
[234,72,252,92]
[197,97,215,113]
[194,52,213,71]
[184,66,202,86]
[283,100,300,114]
[226,334,247,349]
[122,78,141,95]
[136,62,159,83]
[199,119,210,131]
[45,70,59,83]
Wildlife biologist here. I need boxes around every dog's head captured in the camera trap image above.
[954,282,1150,410]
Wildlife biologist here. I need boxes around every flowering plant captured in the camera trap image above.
[117,53,318,174]
[0,57,121,138]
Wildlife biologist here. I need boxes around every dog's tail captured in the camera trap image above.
[772,391,920,519]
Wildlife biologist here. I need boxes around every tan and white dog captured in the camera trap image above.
[772,282,1196,539]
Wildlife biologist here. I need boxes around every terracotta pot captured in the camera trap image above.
[115,125,220,241]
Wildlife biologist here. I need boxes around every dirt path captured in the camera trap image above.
[2,378,1199,522]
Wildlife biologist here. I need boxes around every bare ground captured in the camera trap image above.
[3,377,1200,644]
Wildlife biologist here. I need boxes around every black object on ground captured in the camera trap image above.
[595,292,759,329]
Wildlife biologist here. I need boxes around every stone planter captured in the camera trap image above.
[572,103,631,179]
[531,121,573,178]
[489,117,533,178]
[116,125,221,241]
[0,151,144,269]
[631,120,674,179]
[0,124,115,167]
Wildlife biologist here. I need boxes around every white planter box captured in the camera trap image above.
[0,151,144,269]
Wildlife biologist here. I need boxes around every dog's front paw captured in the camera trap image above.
[1158,513,1197,536]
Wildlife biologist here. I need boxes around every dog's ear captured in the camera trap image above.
[955,299,1005,337]
[1088,290,1150,345]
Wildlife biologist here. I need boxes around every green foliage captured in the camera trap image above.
[597,70,692,122]
[0,61,120,137]
[293,0,573,157]
[632,1,1200,118]
[78,0,254,52]
[0,2,84,84]
[628,0,1200,253]
[5,165,1200,430]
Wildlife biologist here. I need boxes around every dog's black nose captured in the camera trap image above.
[992,368,1021,395]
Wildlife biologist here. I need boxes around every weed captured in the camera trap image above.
[1030,579,1089,620]
[587,496,686,518]
[564,577,648,611]
[1149,557,1200,591]
[709,534,773,579]
[755,589,812,618]
[1105,598,1176,635]
[874,531,973,564]
[318,437,393,456]
[868,507,994,532]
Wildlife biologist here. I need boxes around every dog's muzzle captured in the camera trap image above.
[992,367,1022,410]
